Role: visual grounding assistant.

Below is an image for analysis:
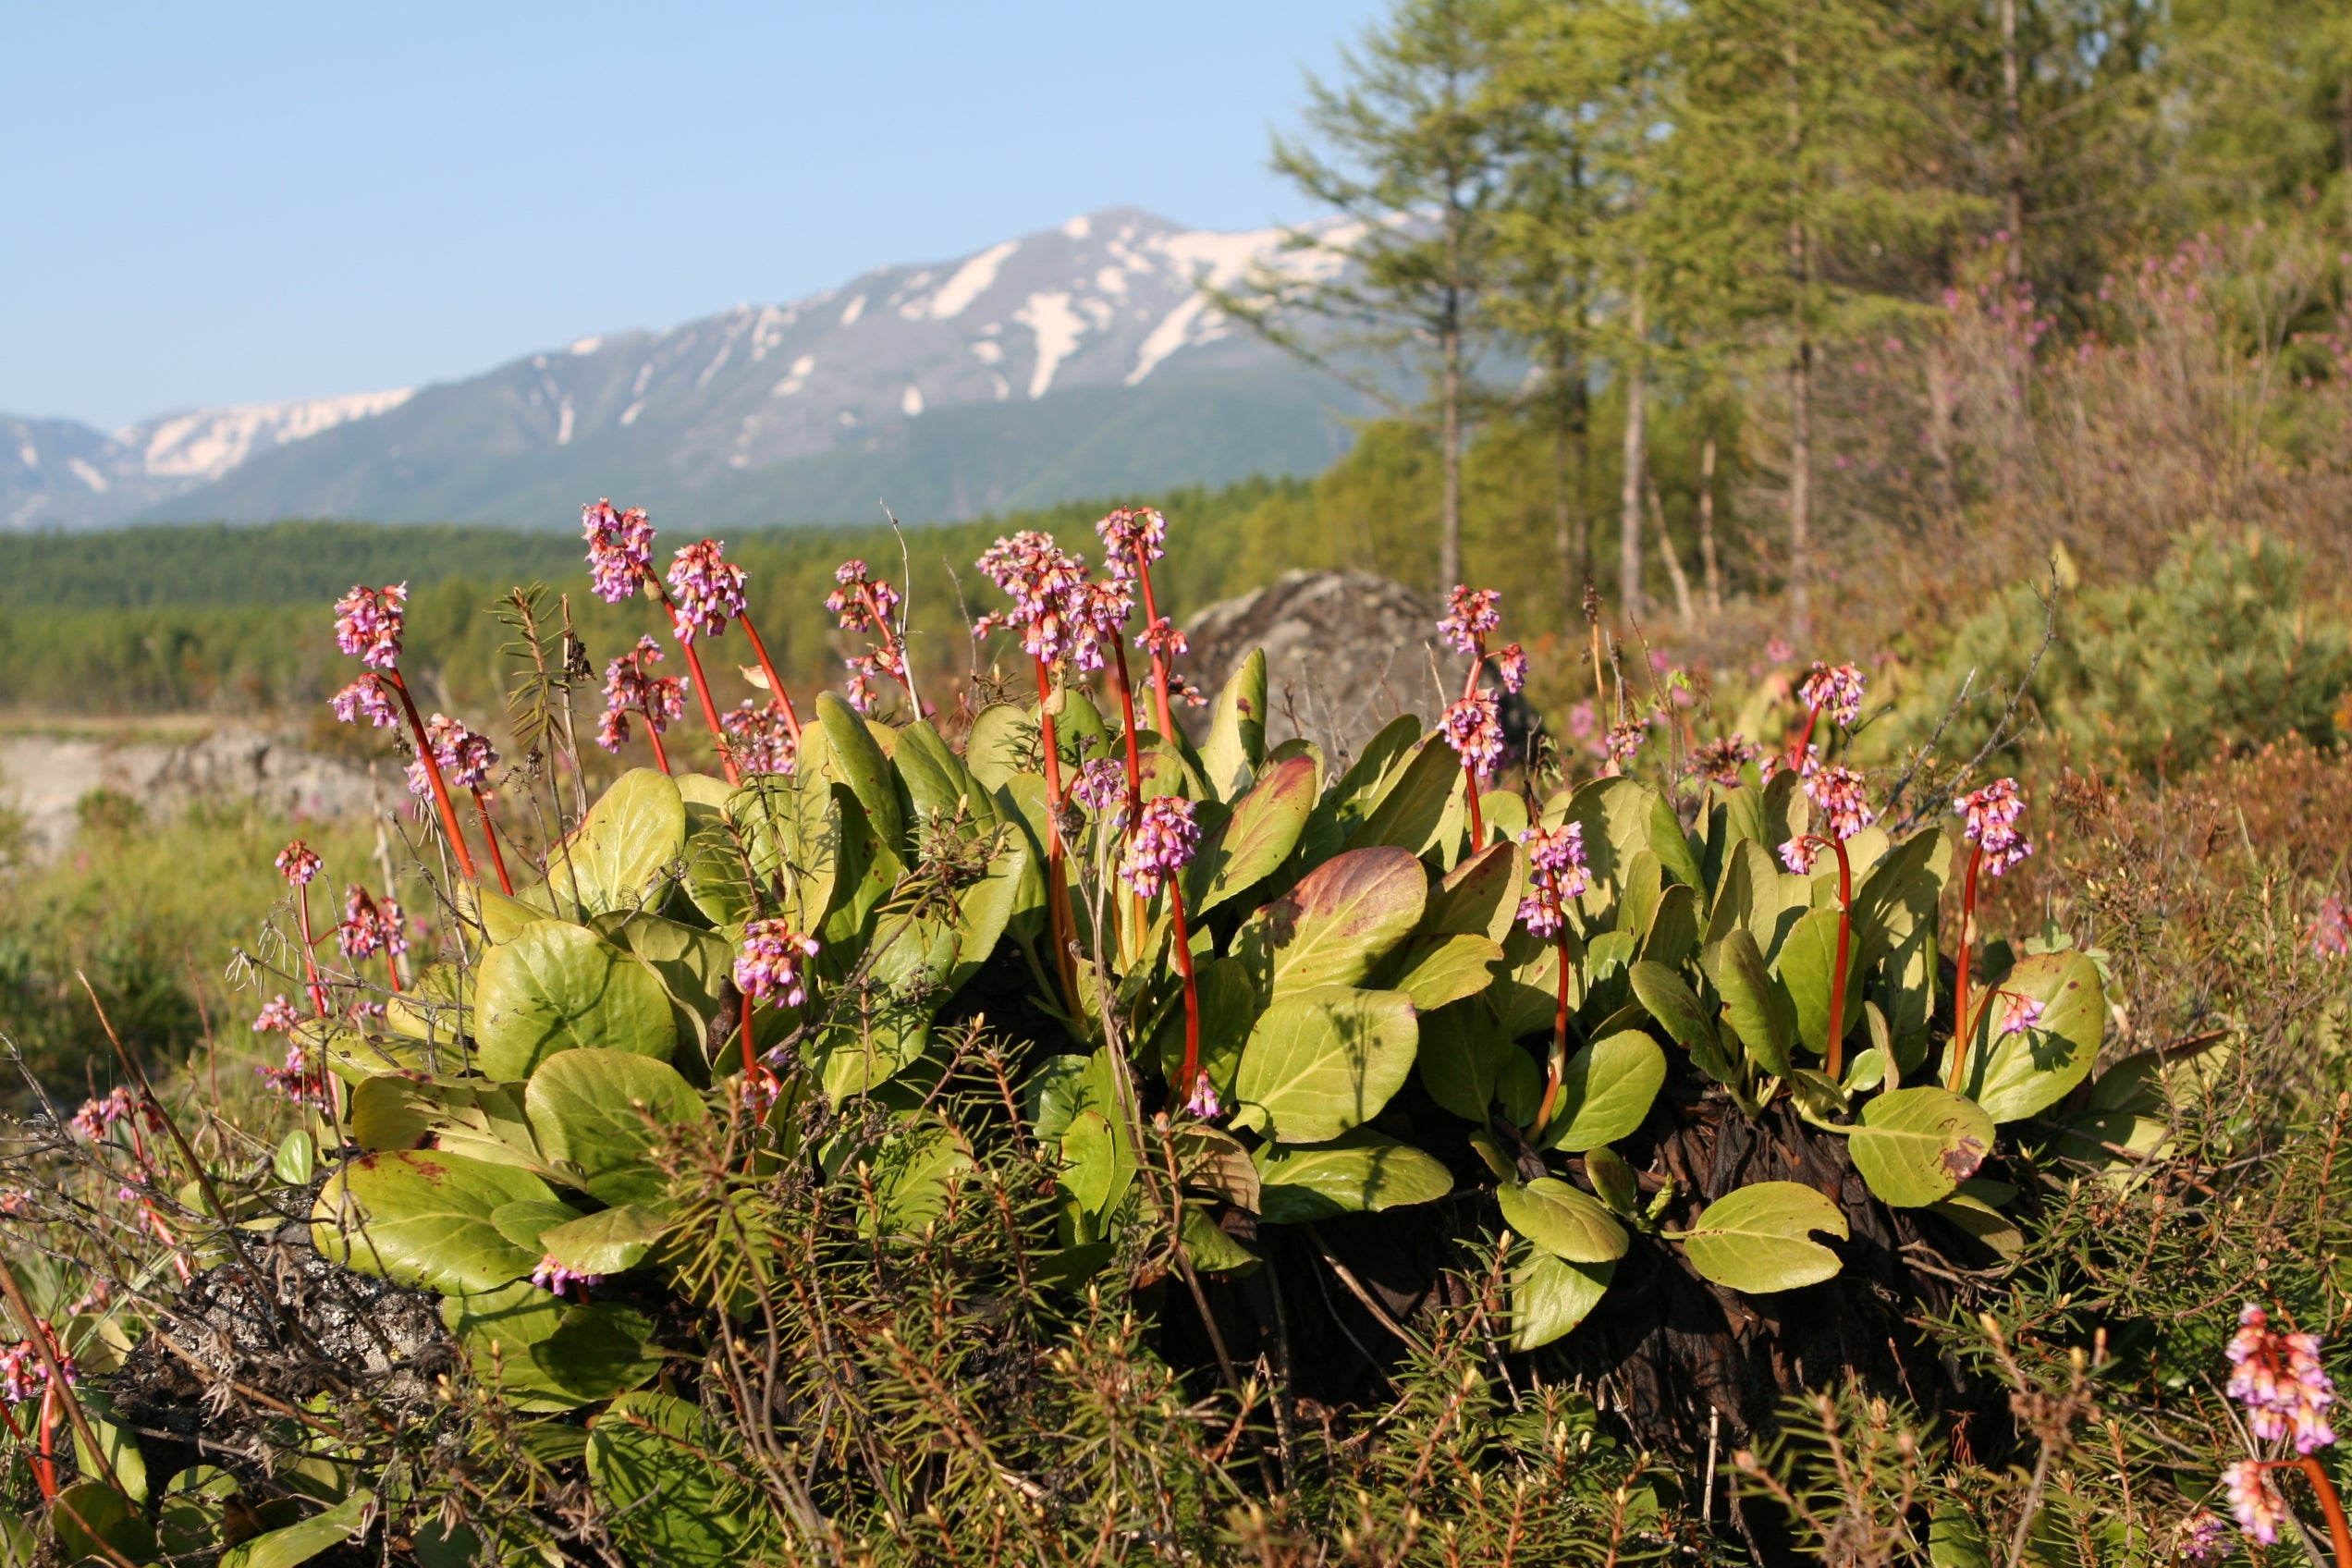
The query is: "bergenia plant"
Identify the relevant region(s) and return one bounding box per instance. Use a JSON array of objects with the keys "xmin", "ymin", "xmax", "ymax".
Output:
[
  {"xmin": 827, "ymin": 558, "xmax": 917, "ymax": 717},
  {"xmin": 413, "ymin": 715, "xmax": 511, "ymax": 894},
  {"xmin": 328, "ymin": 583, "xmax": 479, "ymax": 881},
  {"xmin": 1518, "ymin": 820, "xmax": 1590, "ymax": 1131},
  {"xmin": 598, "ymin": 634, "xmax": 687, "ymax": 773},
  {"xmin": 1436, "ymin": 584, "xmax": 1525, "ymax": 847},
  {"xmin": 2215, "ymin": 1304, "xmax": 2351, "ymax": 1561},
  {"xmin": 1789, "ymin": 659, "xmax": 1866, "ymax": 767},
  {"xmin": 1780, "ymin": 763, "xmax": 1876, "ymax": 1080},
  {"xmin": 1947, "ymin": 778, "xmax": 2034, "ymax": 1092}
]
